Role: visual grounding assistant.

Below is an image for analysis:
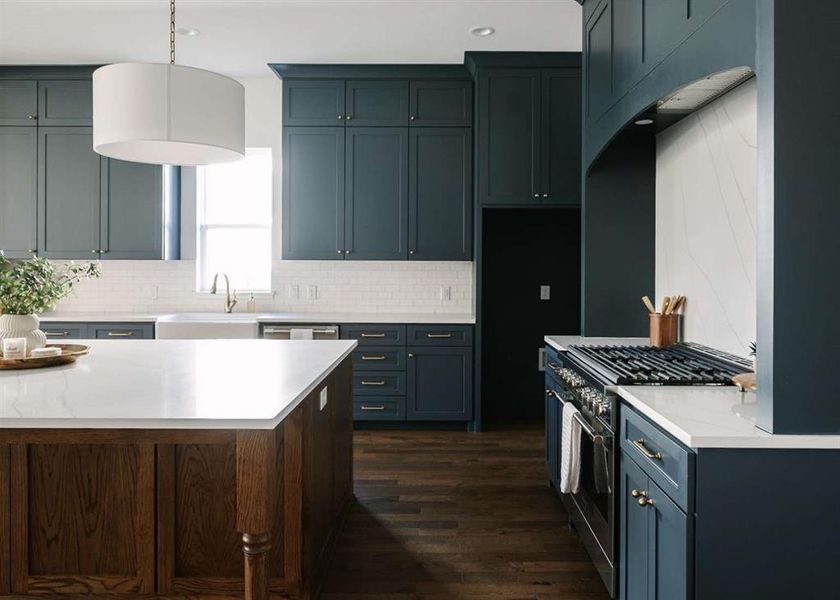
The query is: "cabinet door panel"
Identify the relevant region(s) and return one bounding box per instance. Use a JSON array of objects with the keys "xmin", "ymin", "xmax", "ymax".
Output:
[
  {"xmin": 620, "ymin": 453, "xmax": 649, "ymax": 600},
  {"xmin": 586, "ymin": 0, "xmax": 614, "ymax": 120},
  {"xmin": 101, "ymin": 160, "xmax": 164, "ymax": 259},
  {"xmin": 345, "ymin": 81, "xmax": 409, "ymax": 127},
  {"xmin": 542, "ymin": 71, "xmax": 582, "ymax": 205},
  {"xmin": 478, "ymin": 69, "xmax": 541, "ymax": 205},
  {"xmin": 37, "ymin": 127, "xmax": 103, "ymax": 259},
  {"xmin": 344, "ymin": 128, "xmax": 408, "ymax": 260},
  {"xmin": 90, "ymin": 323, "xmax": 155, "ymax": 340},
  {"xmin": 642, "ymin": 0, "xmax": 691, "ymax": 68},
  {"xmin": 409, "ymin": 80, "xmax": 472, "ymax": 127},
  {"xmin": 283, "ymin": 79, "xmax": 345, "ymax": 126},
  {"xmin": 612, "ymin": 0, "xmax": 645, "ymax": 97},
  {"xmin": 648, "ymin": 480, "xmax": 690, "ymax": 600},
  {"xmin": 37, "ymin": 80, "xmax": 92, "ymax": 126},
  {"xmin": 0, "ymin": 80, "xmax": 38, "ymax": 126},
  {"xmin": 406, "ymin": 347, "xmax": 473, "ymax": 421},
  {"xmin": 0, "ymin": 127, "xmax": 38, "ymax": 258},
  {"xmin": 408, "ymin": 128, "xmax": 471, "ymax": 260},
  {"xmin": 282, "ymin": 127, "xmax": 345, "ymax": 260}
]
